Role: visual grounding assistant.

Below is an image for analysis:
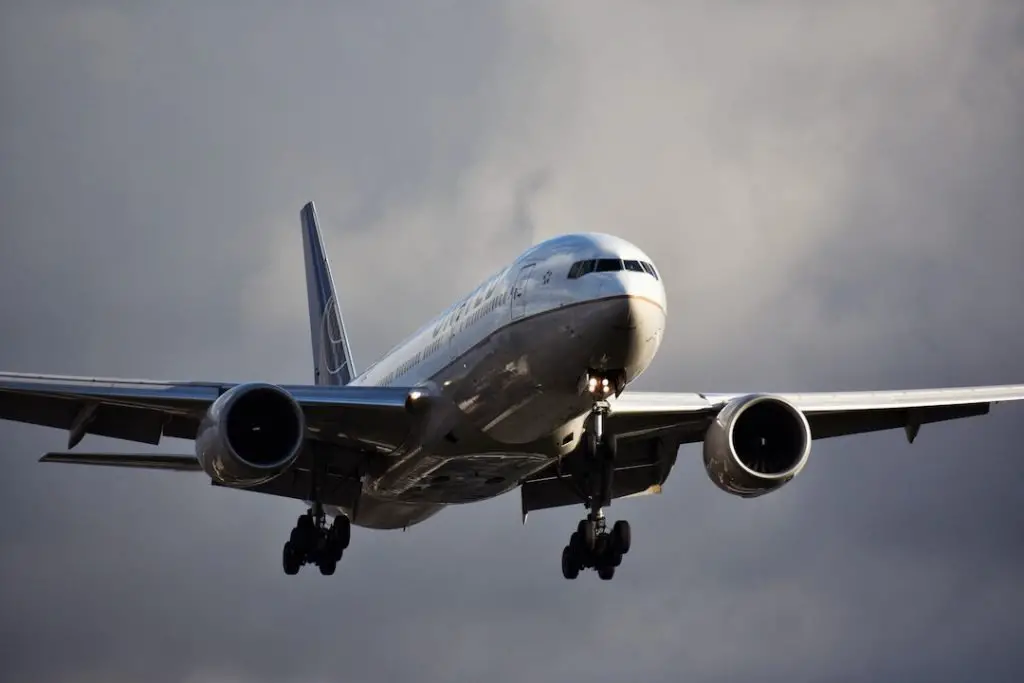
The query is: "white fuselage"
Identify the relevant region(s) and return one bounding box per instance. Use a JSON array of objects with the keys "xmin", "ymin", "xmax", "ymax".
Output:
[{"xmin": 338, "ymin": 233, "xmax": 668, "ymax": 529}]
